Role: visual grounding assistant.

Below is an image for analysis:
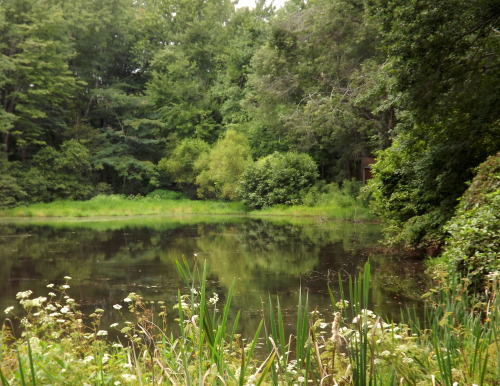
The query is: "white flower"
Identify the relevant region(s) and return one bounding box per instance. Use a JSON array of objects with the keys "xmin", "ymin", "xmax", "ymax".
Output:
[
  {"xmin": 16, "ymin": 290, "xmax": 33, "ymax": 299},
  {"xmin": 64, "ymin": 276, "xmax": 72, "ymax": 280},
  {"xmin": 121, "ymin": 374, "xmax": 137, "ymax": 383},
  {"xmin": 46, "ymin": 283, "xmax": 54, "ymax": 288},
  {"xmin": 66, "ymin": 298, "xmax": 75, "ymax": 304},
  {"xmin": 113, "ymin": 304, "xmax": 122, "ymax": 310},
  {"xmin": 124, "ymin": 297, "xmax": 132, "ymax": 303},
  {"xmin": 61, "ymin": 284, "xmax": 70, "ymax": 289},
  {"xmin": 112, "ymin": 343, "xmax": 123, "ymax": 348},
  {"xmin": 102, "ymin": 353, "xmax": 110, "ymax": 364},
  {"xmin": 96, "ymin": 330, "xmax": 108, "ymax": 336},
  {"xmin": 56, "ymin": 319, "xmax": 66, "ymax": 323},
  {"xmin": 83, "ymin": 355, "xmax": 94, "ymax": 364},
  {"xmin": 4, "ymin": 306, "xmax": 14, "ymax": 314},
  {"xmin": 48, "ymin": 292, "xmax": 56, "ymax": 297},
  {"xmin": 114, "ymin": 382, "xmax": 122, "ymax": 385},
  {"xmin": 298, "ymin": 376, "xmax": 305, "ymax": 383},
  {"xmin": 110, "ymin": 323, "xmax": 119, "ymax": 328},
  {"xmin": 60, "ymin": 307, "xmax": 70, "ymax": 314},
  {"xmin": 208, "ymin": 293, "xmax": 219, "ymax": 305},
  {"xmin": 122, "ymin": 363, "xmax": 133, "ymax": 370}
]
